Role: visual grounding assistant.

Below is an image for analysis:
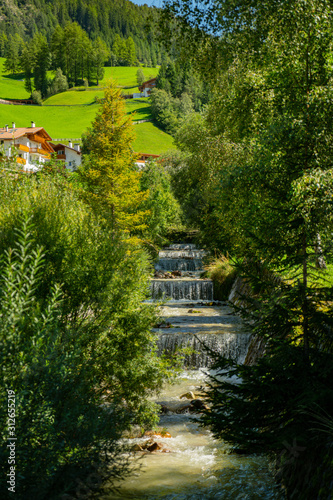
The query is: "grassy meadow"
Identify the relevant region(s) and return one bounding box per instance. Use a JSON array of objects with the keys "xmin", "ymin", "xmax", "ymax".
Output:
[
  {"xmin": 0, "ymin": 60, "xmax": 172, "ymax": 154},
  {"xmin": 102, "ymin": 66, "xmax": 158, "ymax": 88}
]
